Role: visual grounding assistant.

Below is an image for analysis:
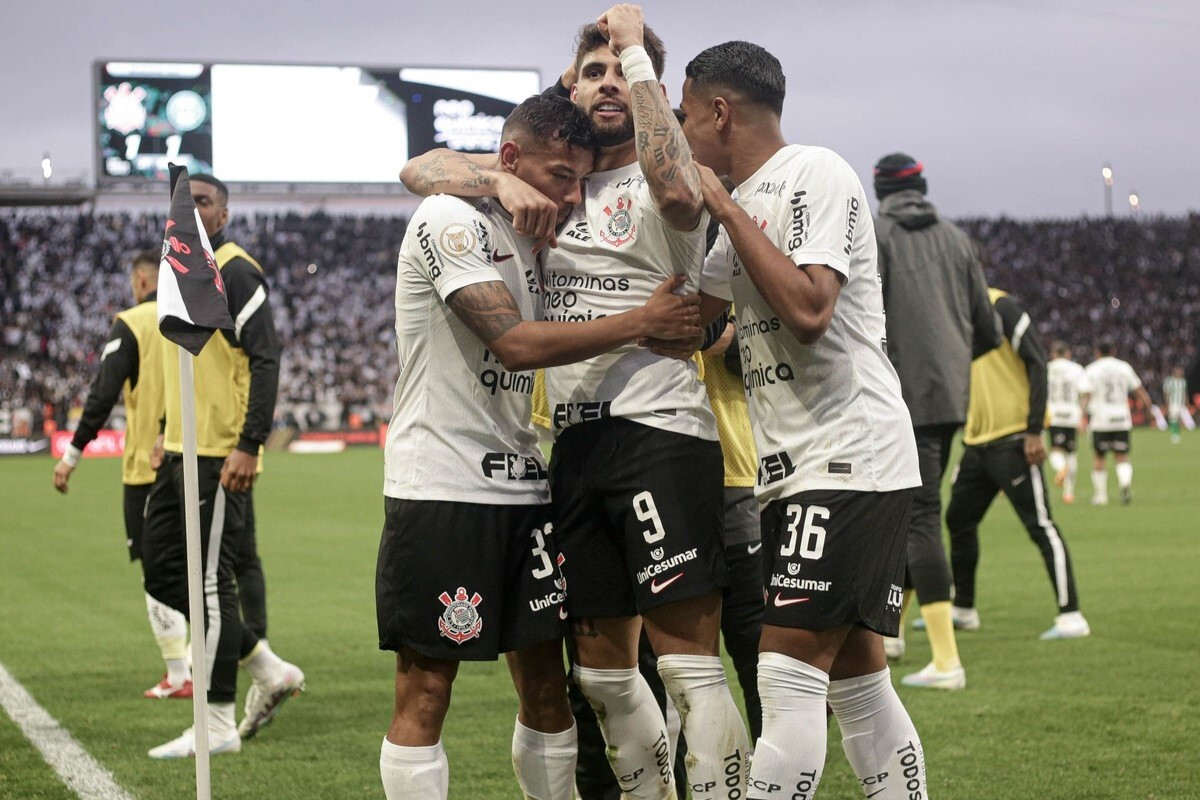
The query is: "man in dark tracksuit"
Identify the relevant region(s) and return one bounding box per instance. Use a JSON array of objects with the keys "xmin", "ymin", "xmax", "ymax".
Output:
[
  {"xmin": 142, "ymin": 174, "xmax": 303, "ymax": 759},
  {"xmin": 947, "ymin": 289, "xmax": 1090, "ymax": 641},
  {"xmin": 873, "ymin": 153, "xmax": 1001, "ymax": 689}
]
